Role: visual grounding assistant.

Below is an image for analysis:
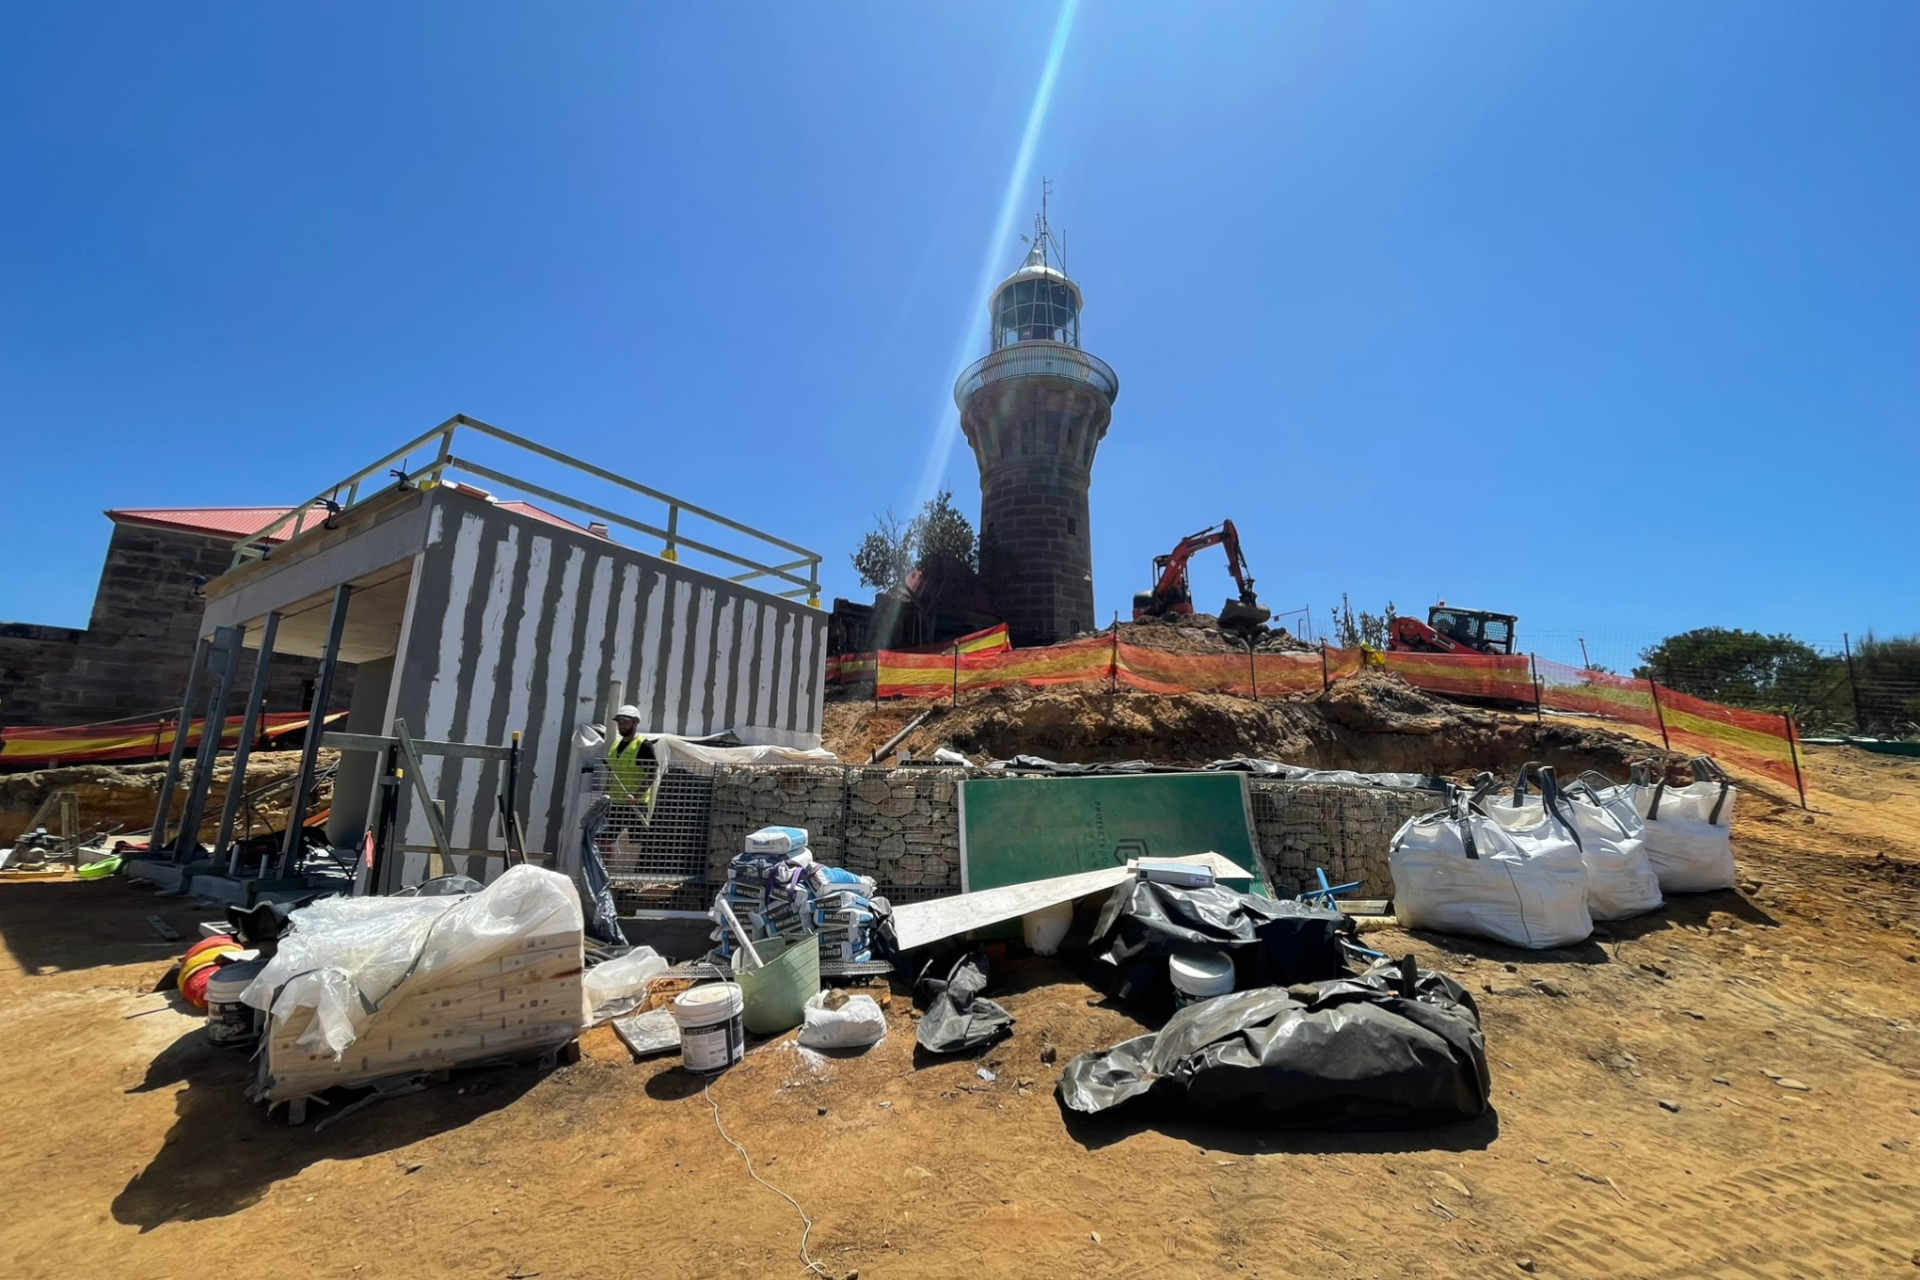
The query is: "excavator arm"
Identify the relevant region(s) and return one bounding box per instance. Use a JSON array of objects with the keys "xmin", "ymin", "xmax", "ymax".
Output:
[{"xmin": 1134, "ymin": 520, "xmax": 1270, "ymax": 635}]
